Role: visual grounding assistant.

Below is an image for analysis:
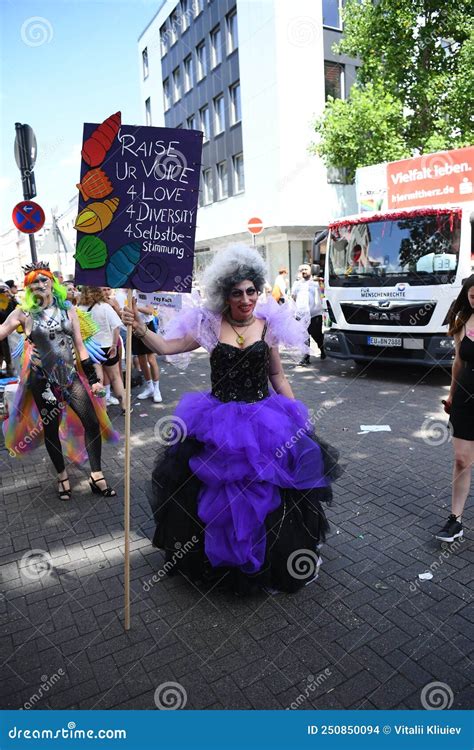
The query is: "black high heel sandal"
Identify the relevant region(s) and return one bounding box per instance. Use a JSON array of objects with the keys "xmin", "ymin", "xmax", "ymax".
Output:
[
  {"xmin": 89, "ymin": 474, "xmax": 117, "ymax": 497},
  {"xmin": 58, "ymin": 477, "xmax": 71, "ymax": 502}
]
